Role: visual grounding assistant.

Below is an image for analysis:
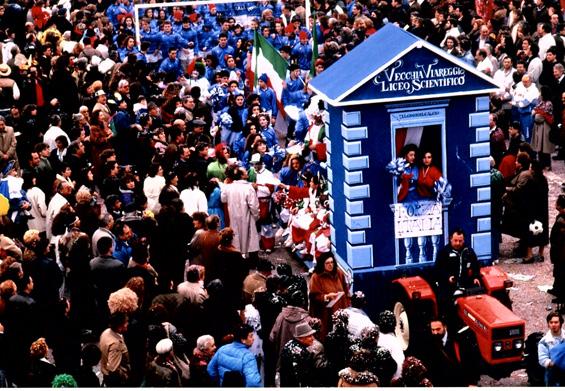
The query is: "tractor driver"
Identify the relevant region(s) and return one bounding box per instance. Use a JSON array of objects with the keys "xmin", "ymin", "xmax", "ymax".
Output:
[{"xmin": 434, "ymin": 228, "xmax": 481, "ymax": 314}]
